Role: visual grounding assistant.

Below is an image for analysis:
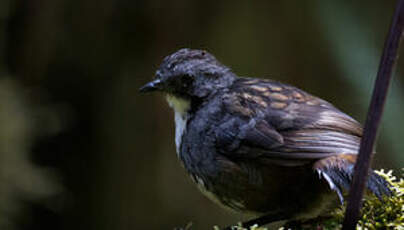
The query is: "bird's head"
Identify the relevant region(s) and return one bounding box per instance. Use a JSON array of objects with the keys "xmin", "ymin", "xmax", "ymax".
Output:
[{"xmin": 140, "ymin": 48, "xmax": 235, "ymax": 99}]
